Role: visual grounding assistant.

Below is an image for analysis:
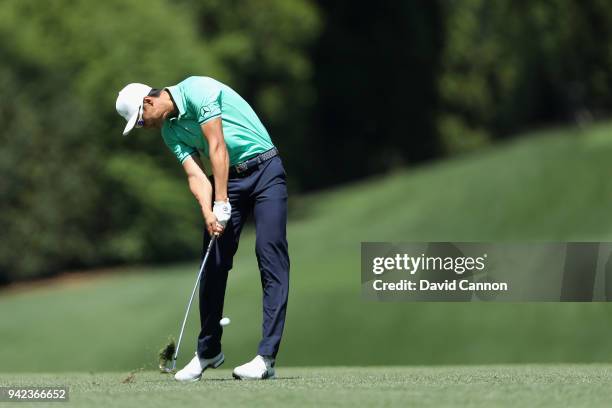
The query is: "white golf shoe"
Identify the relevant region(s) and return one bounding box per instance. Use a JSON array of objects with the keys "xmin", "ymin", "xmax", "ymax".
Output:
[
  {"xmin": 232, "ymin": 355, "xmax": 275, "ymax": 380},
  {"xmin": 174, "ymin": 351, "xmax": 224, "ymax": 382}
]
